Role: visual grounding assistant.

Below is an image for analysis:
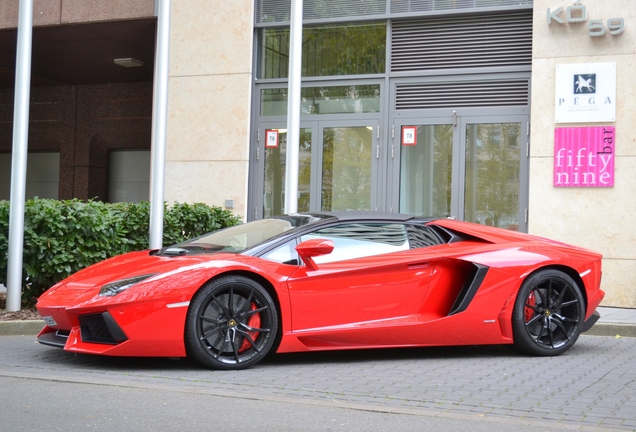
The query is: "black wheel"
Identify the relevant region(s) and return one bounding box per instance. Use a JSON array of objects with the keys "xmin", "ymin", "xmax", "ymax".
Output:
[
  {"xmin": 185, "ymin": 275, "xmax": 278, "ymax": 370},
  {"xmin": 512, "ymin": 269, "xmax": 585, "ymax": 356}
]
